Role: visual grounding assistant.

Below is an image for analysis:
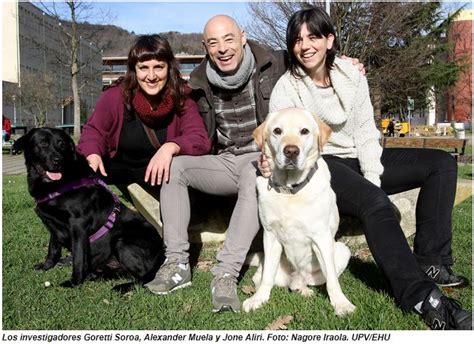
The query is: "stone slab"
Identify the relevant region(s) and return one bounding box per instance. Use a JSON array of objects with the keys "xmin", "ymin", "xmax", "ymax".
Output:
[
  {"xmin": 126, "ymin": 179, "xmax": 473, "ymax": 251},
  {"xmin": 188, "ymin": 179, "xmax": 473, "ymax": 251},
  {"xmin": 127, "ymin": 183, "xmax": 163, "ymax": 237}
]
